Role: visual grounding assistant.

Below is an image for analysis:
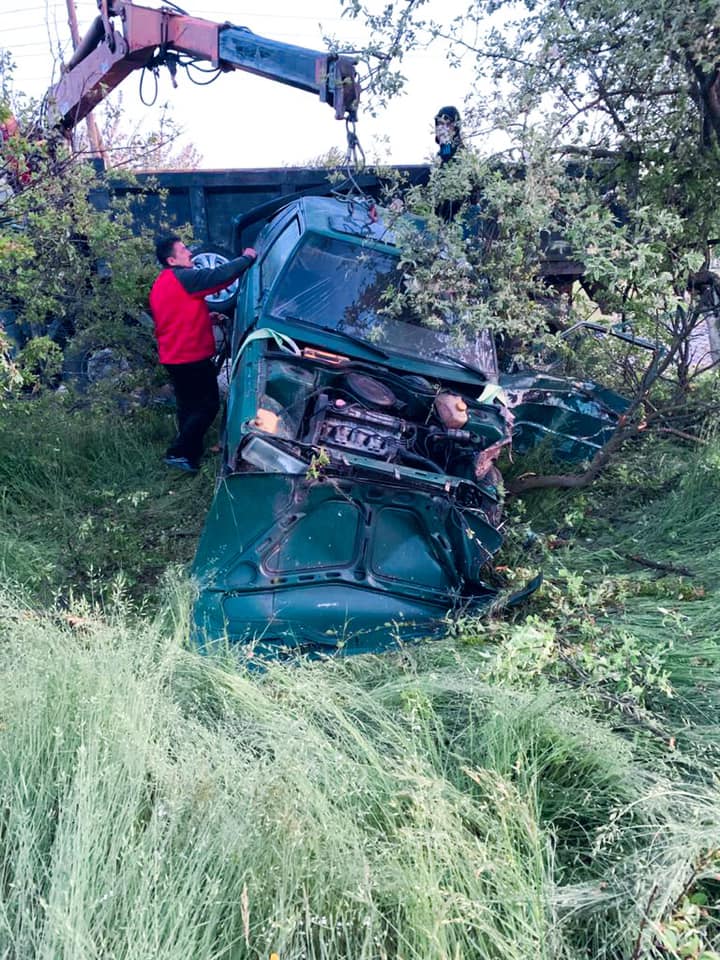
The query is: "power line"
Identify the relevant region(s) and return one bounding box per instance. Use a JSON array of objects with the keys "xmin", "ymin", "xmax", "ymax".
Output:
[
  {"xmin": 0, "ymin": 4, "xmax": 69, "ymax": 13},
  {"xmin": 2, "ymin": 43, "xmax": 71, "ymax": 52},
  {"xmin": 0, "ymin": 5, "xmax": 349, "ymax": 20},
  {"xmin": 0, "ymin": 22, "xmax": 58, "ymax": 33},
  {"xmin": 2, "ymin": 24, "xmax": 362, "ymax": 53}
]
